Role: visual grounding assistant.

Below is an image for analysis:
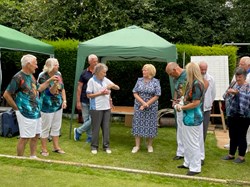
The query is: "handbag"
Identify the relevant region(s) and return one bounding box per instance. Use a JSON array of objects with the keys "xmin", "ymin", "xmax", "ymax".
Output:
[{"xmin": 222, "ymin": 81, "xmax": 237, "ymax": 113}]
